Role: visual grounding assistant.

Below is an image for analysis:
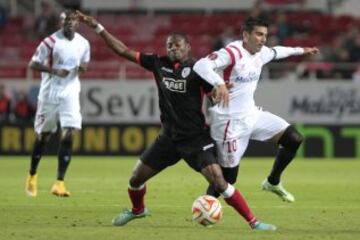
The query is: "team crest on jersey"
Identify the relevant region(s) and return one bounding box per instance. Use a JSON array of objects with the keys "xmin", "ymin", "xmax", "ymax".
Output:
[
  {"xmin": 162, "ymin": 77, "xmax": 186, "ymax": 93},
  {"xmin": 181, "ymin": 67, "xmax": 191, "ymax": 78},
  {"xmin": 207, "ymin": 53, "xmax": 218, "ymax": 60}
]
